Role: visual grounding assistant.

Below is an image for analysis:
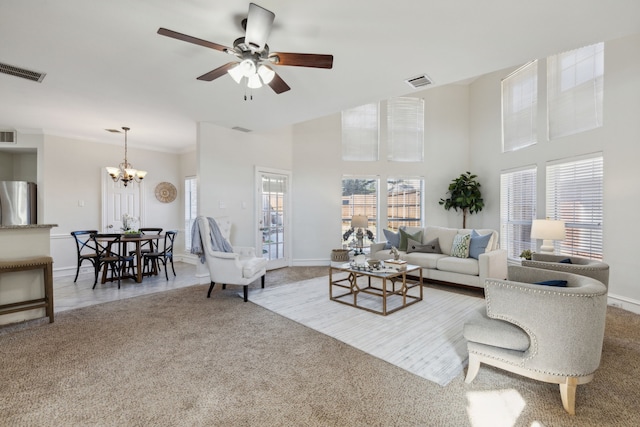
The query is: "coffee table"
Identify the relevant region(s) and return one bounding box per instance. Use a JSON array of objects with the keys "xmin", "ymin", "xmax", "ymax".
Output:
[{"xmin": 329, "ymin": 263, "xmax": 423, "ymax": 315}]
